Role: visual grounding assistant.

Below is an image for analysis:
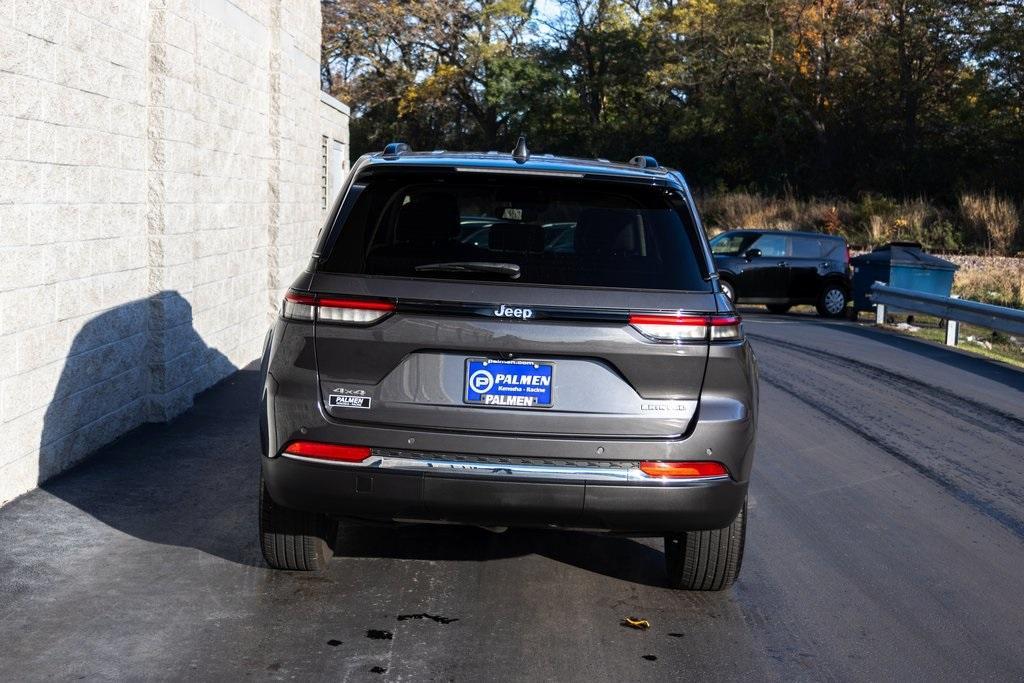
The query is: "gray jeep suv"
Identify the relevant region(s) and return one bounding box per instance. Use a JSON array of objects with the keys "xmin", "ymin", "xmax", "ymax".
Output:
[{"xmin": 258, "ymin": 141, "xmax": 758, "ymax": 590}]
